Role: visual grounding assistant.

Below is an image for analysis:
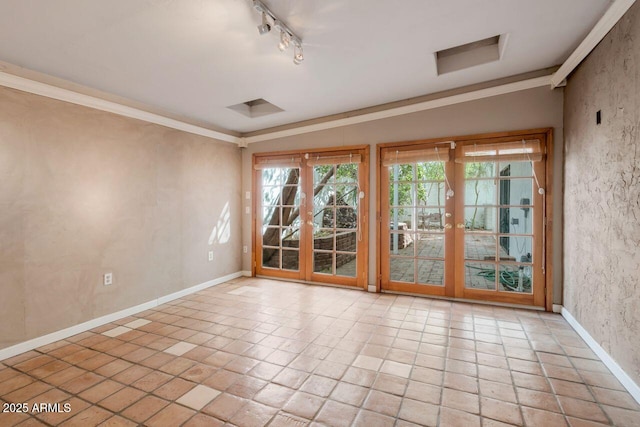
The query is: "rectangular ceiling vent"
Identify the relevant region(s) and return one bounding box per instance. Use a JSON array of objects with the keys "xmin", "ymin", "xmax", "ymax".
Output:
[
  {"xmin": 227, "ymin": 98, "xmax": 283, "ymax": 118},
  {"xmin": 436, "ymin": 35, "xmax": 504, "ymax": 75}
]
